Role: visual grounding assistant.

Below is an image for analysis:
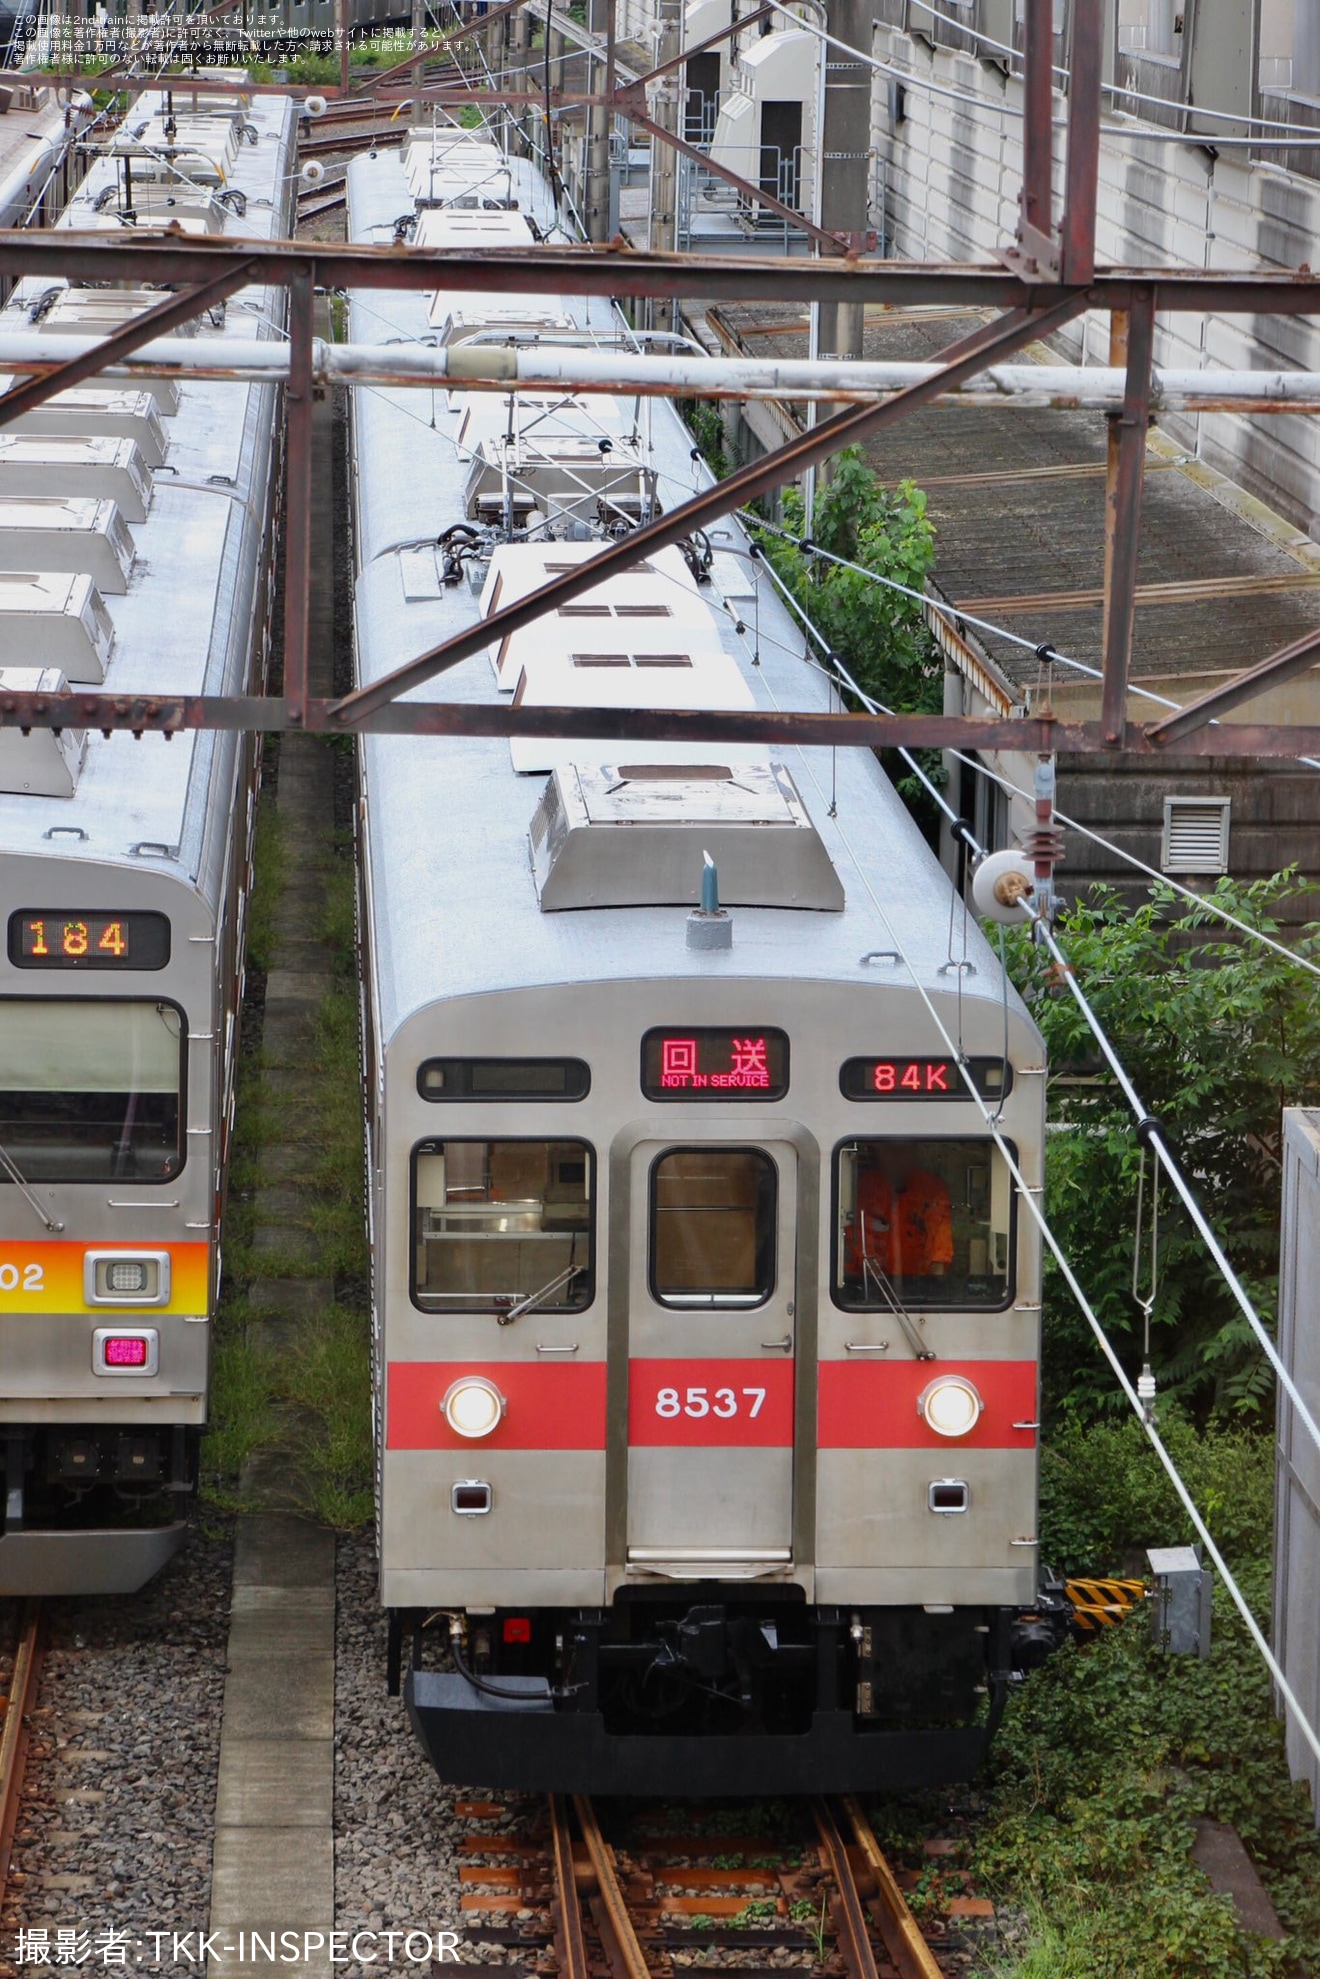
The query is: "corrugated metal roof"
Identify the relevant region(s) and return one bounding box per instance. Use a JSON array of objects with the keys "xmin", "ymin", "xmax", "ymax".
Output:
[{"xmin": 712, "ymin": 302, "xmax": 1320, "ymax": 688}]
